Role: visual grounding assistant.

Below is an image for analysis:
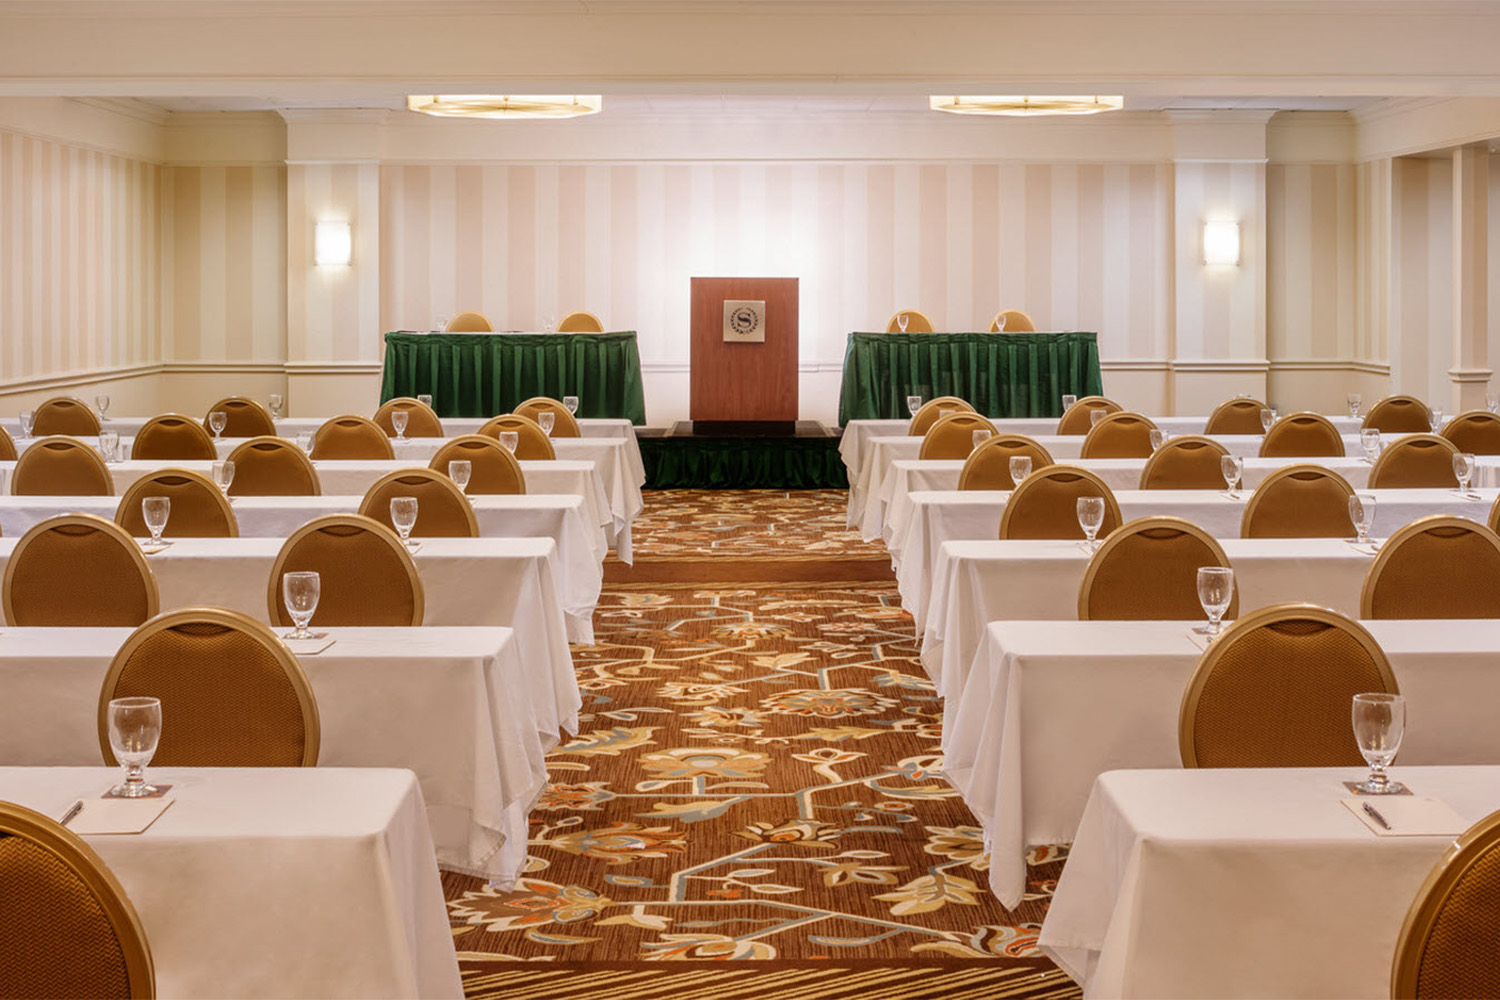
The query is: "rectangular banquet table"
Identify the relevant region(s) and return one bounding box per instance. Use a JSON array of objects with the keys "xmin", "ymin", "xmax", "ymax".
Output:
[
  {"xmin": 890, "ymin": 487, "xmax": 1498, "ymax": 618},
  {"xmin": 380, "ymin": 330, "xmax": 647, "ymax": 424},
  {"xmin": 0, "ymin": 627, "xmax": 565, "ymax": 883},
  {"xmin": 836, "ymin": 331, "xmax": 1103, "ymax": 424},
  {"xmin": 0, "ymin": 766, "xmax": 462, "ymax": 999},
  {"xmin": 1039, "ymin": 766, "xmax": 1500, "ymax": 998},
  {"xmin": 920, "ymin": 536, "xmax": 1383, "ymax": 691},
  {"xmin": 944, "ymin": 618, "xmax": 1500, "ymax": 909}
]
